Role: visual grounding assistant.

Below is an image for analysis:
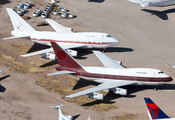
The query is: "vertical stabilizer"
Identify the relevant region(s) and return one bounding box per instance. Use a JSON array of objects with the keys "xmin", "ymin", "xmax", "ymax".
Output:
[
  {"xmin": 51, "ymin": 42, "xmax": 83, "ymax": 71},
  {"xmin": 144, "ymin": 97, "xmax": 170, "ymax": 119},
  {"xmin": 6, "ymin": 8, "xmax": 36, "ymax": 35}
]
